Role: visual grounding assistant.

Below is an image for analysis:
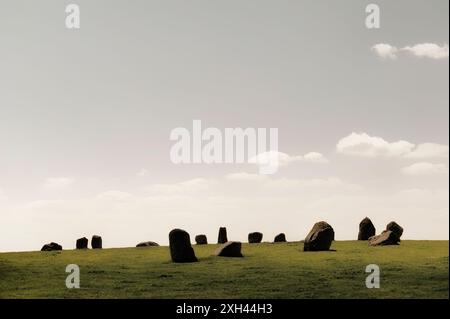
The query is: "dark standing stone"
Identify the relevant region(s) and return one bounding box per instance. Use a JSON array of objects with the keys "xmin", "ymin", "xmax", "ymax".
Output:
[
  {"xmin": 195, "ymin": 235, "xmax": 208, "ymax": 245},
  {"xmin": 91, "ymin": 235, "xmax": 102, "ymax": 249},
  {"xmin": 215, "ymin": 241, "xmax": 243, "ymax": 257},
  {"xmin": 274, "ymin": 233, "xmax": 287, "ymax": 242},
  {"xmin": 218, "ymin": 227, "xmax": 228, "ymax": 244},
  {"xmin": 169, "ymin": 229, "xmax": 198, "ymax": 263},
  {"xmin": 358, "ymin": 217, "xmax": 376, "ymax": 240},
  {"xmin": 248, "ymin": 232, "xmax": 263, "ymax": 243},
  {"xmin": 386, "ymin": 221, "xmax": 403, "ymax": 239},
  {"xmin": 136, "ymin": 241, "xmax": 159, "ymax": 247},
  {"xmin": 369, "ymin": 230, "xmax": 400, "ymax": 246},
  {"xmin": 76, "ymin": 237, "xmax": 88, "ymax": 249},
  {"xmin": 41, "ymin": 242, "xmax": 62, "ymax": 251},
  {"xmin": 303, "ymin": 221, "xmax": 335, "ymax": 251}
]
